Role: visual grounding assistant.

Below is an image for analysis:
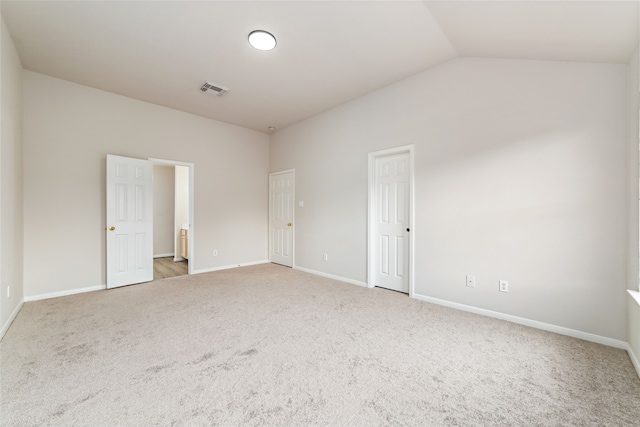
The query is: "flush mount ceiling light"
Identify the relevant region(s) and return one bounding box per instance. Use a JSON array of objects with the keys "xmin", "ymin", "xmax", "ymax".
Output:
[{"xmin": 248, "ymin": 30, "xmax": 277, "ymax": 51}]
